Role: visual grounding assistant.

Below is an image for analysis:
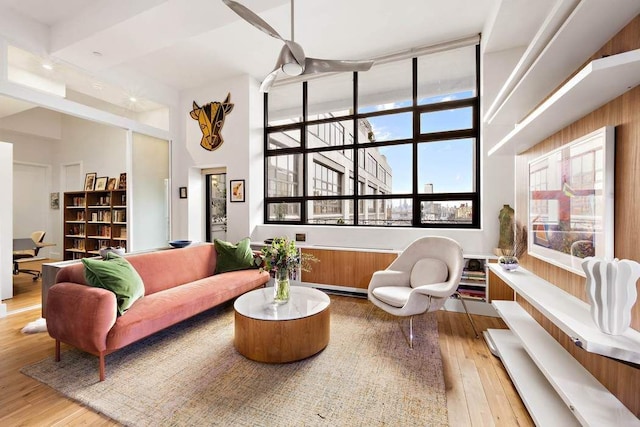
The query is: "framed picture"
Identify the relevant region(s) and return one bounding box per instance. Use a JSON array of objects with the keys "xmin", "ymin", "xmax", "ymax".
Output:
[
  {"xmin": 84, "ymin": 172, "xmax": 97, "ymax": 191},
  {"xmin": 528, "ymin": 126, "xmax": 614, "ymax": 276},
  {"xmin": 118, "ymin": 173, "xmax": 127, "ymax": 189},
  {"xmin": 106, "ymin": 178, "xmax": 117, "ymax": 190},
  {"xmin": 179, "ymin": 187, "xmax": 188, "ymax": 199},
  {"xmin": 230, "ymin": 179, "xmax": 245, "ymax": 203},
  {"xmin": 95, "ymin": 176, "xmax": 108, "ymax": 191},
  {"xmin": 50, "ymin": 192, "xmax": 60, "ymax": 209}
]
